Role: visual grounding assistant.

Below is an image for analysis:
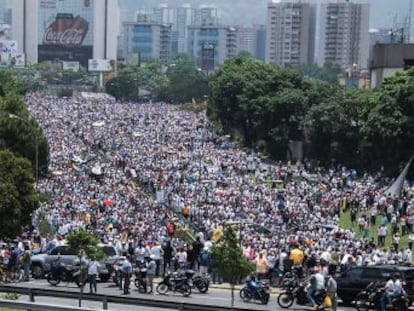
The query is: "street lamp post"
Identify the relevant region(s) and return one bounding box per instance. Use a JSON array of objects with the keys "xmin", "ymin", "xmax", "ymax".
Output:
[{"xmin": 9, "ymin": 113, "xmax": 39, "ymax": 184}]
